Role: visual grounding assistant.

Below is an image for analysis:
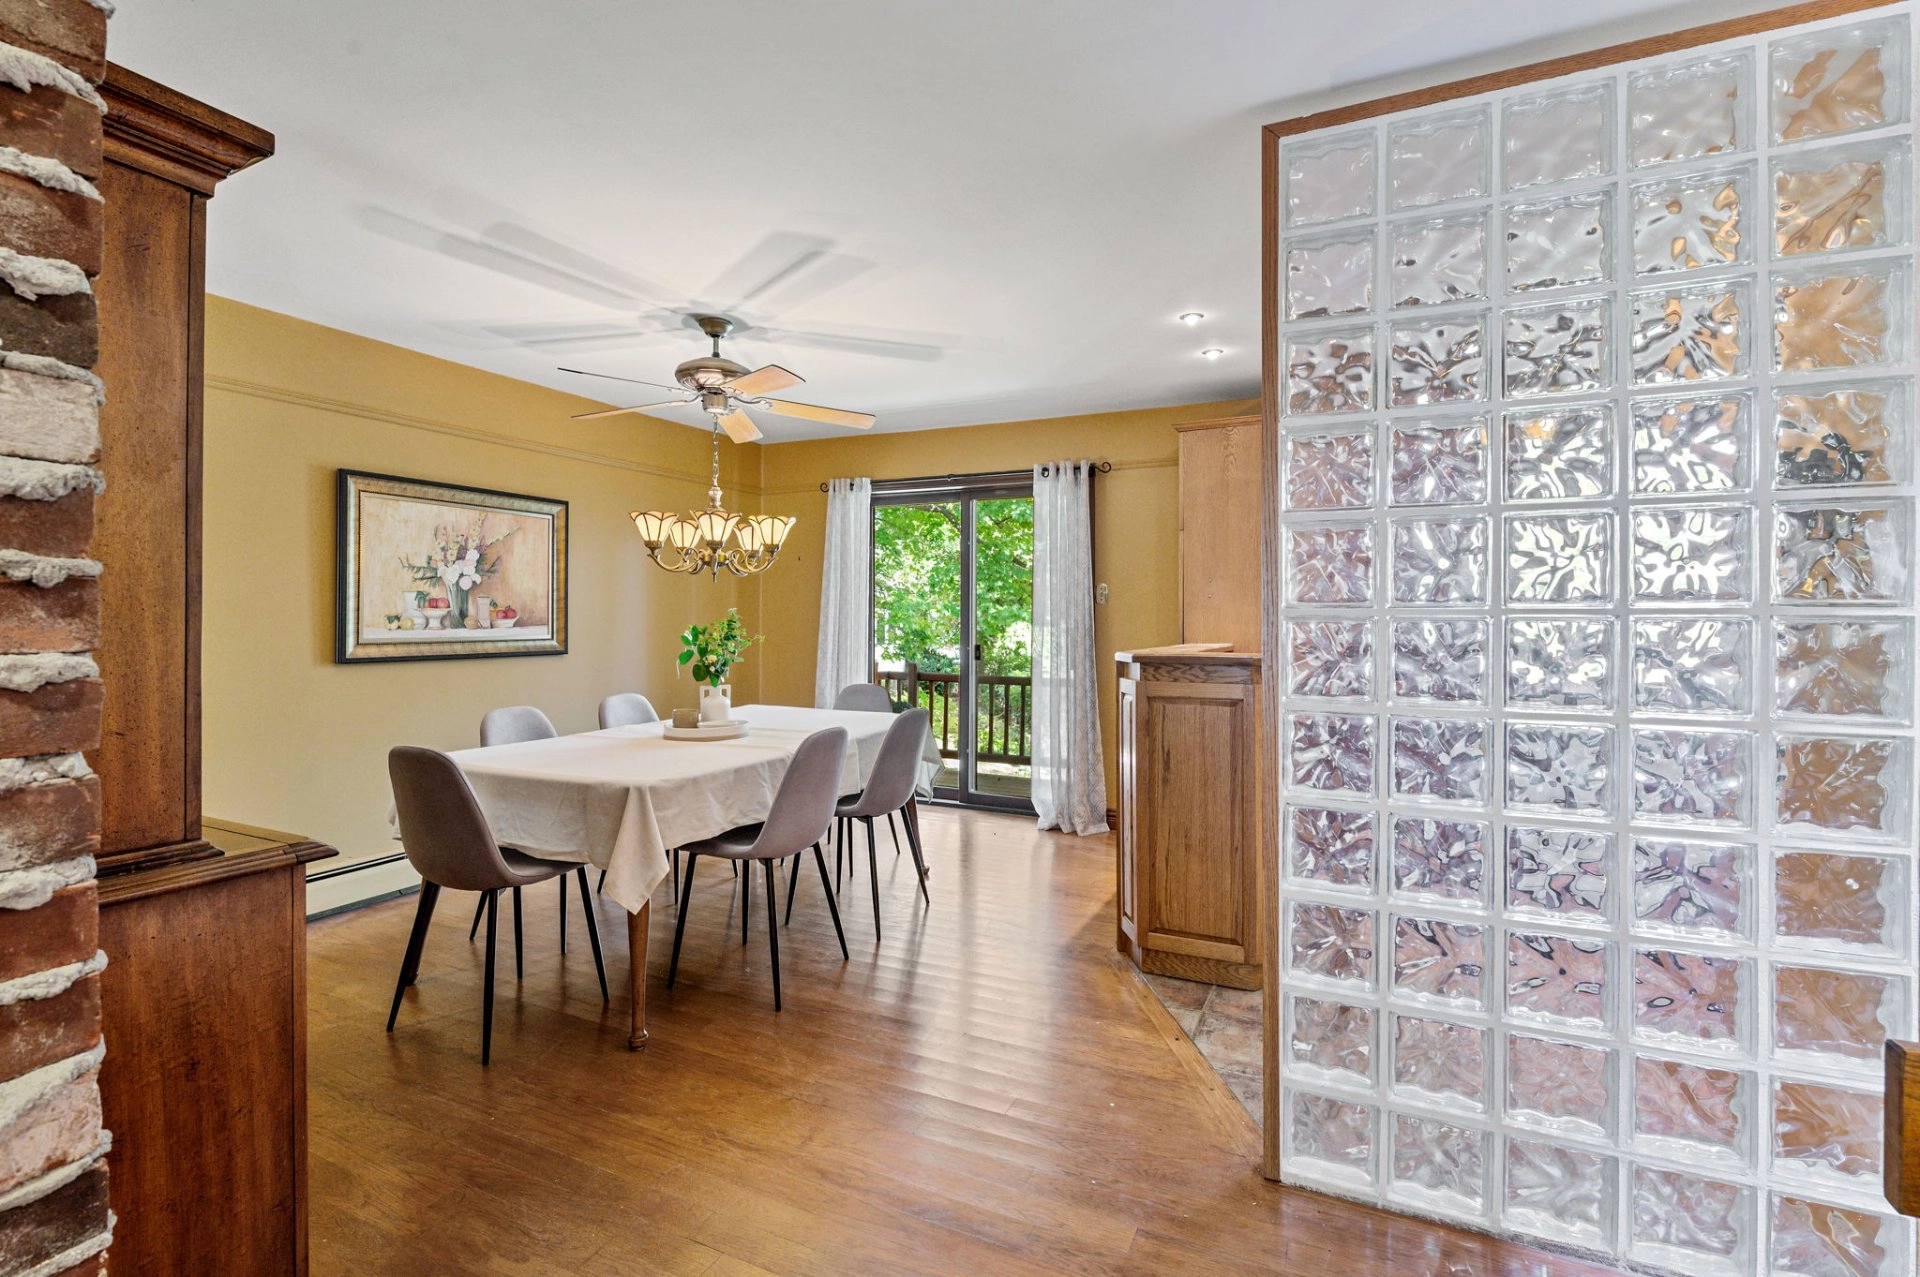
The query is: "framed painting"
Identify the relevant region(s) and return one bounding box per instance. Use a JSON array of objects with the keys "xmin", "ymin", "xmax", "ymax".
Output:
[{"xmin": 335, "ymin": 470, "xmax": 568, "ymax": 663}]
